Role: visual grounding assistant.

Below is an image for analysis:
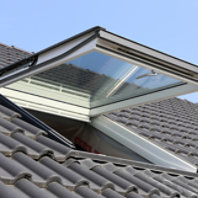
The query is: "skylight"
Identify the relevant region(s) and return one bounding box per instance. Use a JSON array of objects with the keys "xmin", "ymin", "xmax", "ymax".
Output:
[
  {"xmin": 30, "ymin": 51, "xmax": 182, "ymax": 109},
  {"xmin": 1, "ymin": 26, "xmax": 198, "ymax": 121}
]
